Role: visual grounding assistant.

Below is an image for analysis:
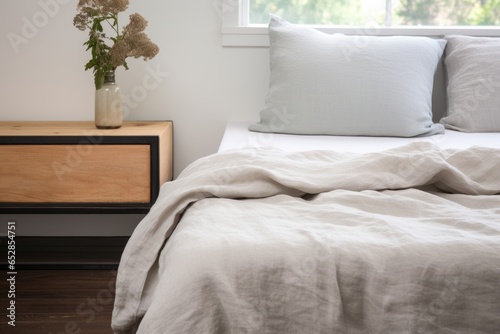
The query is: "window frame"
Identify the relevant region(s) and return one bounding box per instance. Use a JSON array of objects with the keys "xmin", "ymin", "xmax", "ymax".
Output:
[{"xmin": 221, "ymin": 0, "xmax": 500, "ymax": 47}]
